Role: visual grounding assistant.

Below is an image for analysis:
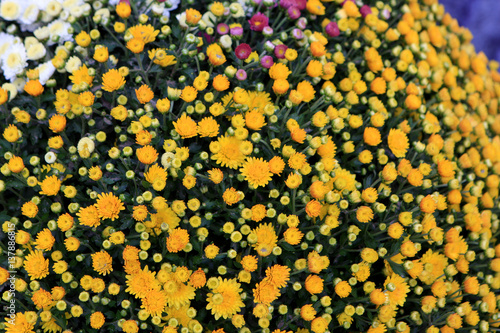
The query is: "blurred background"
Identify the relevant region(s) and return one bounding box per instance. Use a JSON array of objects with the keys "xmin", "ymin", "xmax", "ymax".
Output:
[{"xmin": 439, "ymin": 0, "xmax": 500, "ymax": 62}]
